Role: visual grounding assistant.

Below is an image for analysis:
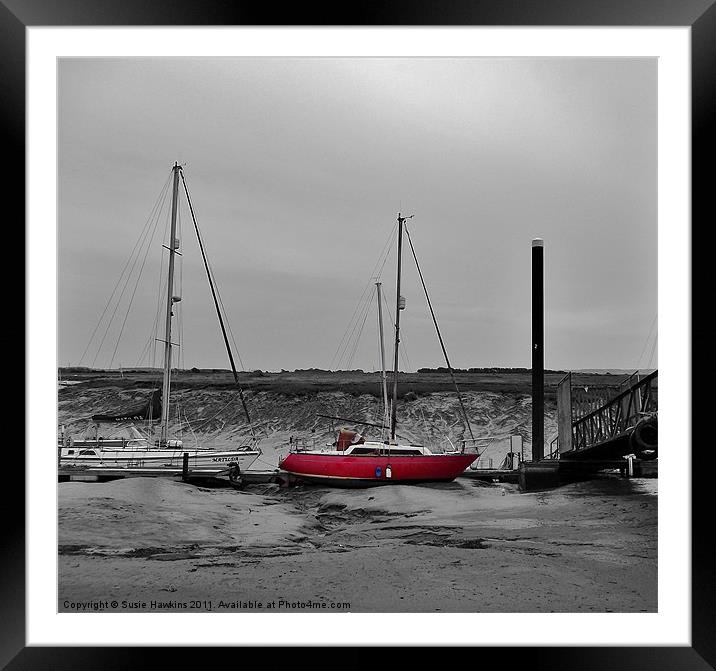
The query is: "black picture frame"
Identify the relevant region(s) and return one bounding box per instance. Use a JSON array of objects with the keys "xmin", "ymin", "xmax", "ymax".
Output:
[{"xmin": 10, "ymin": 0, "xmax": 711, "ymax": 667}]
